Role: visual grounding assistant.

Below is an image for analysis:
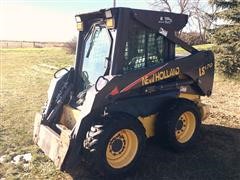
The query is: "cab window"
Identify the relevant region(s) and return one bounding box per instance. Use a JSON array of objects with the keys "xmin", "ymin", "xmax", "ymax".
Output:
[{"xmin": 123, "ymin": 22, "xmax": 166, "ymax": 72}]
